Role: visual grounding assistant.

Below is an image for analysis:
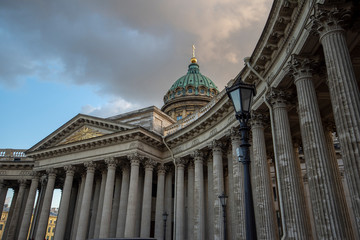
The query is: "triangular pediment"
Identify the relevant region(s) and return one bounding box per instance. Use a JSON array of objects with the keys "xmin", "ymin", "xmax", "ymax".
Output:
[{"xmin": 27, "ymin": 114, "xmax": 135, "ymax": 152}]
